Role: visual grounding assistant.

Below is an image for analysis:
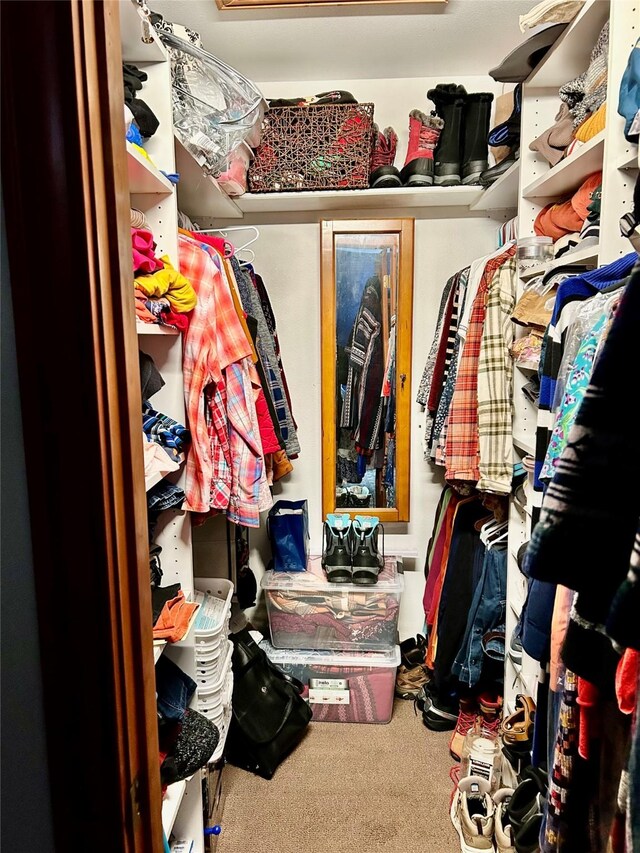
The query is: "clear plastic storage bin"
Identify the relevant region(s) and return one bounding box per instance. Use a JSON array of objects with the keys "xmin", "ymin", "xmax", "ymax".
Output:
[
  {"xmin": 261, "ymin": 641, "xmax": 401, "ymax": 724},
  {"xmin": 261, "ymin": 555, "xmax": 403, "ymax": 652}
]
